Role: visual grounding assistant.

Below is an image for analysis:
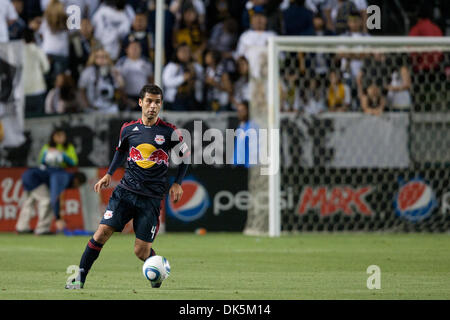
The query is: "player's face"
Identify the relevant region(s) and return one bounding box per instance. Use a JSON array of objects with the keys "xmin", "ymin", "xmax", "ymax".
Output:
[{"xmin": 139, "ymin": 93, "xmax": 162, "ymax": 121}]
